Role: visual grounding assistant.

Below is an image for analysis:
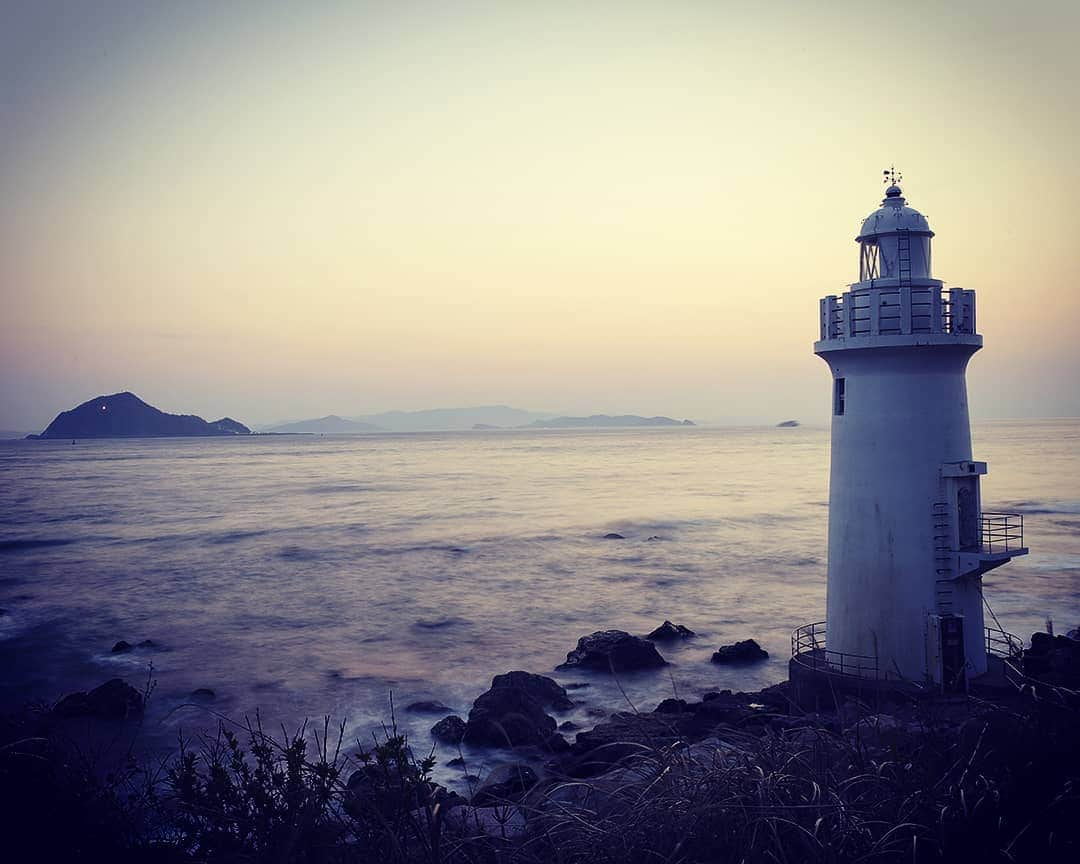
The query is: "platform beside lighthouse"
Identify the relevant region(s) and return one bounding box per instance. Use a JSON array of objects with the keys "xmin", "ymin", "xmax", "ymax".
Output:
[{"xmin": 789, "ymin": 621, "xmax": 1027, "ymax": 701}]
